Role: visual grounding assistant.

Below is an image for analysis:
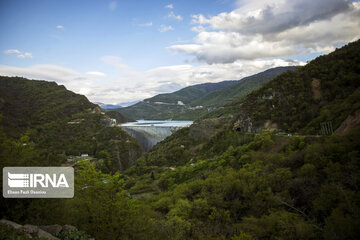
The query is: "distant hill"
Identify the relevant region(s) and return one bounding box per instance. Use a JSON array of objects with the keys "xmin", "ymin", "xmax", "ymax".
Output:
[
  {"xmin": 118, "ymin": 100, "xmax": 140, "ymax": 107},
  {"xmin": 192, "ymin": 66, "xmax": 297, "ymax": 107},
  {"xmin": 147, "ymin": 80, "xmax": 238, "ymax": 105},
  {"xmin": 0, "ymin": 76, "xmax": 142, "ymax": 171},
  {"xmin": 95, "ymin": 102, "xmax": 123, "ymax": 109},
  {"xmin": 115, "ymin": 80, "xmax": 238, "ymax": 120},
  {"xmin": 116, "ymin": 66, "xmax": 296, "ymax": 120}
]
